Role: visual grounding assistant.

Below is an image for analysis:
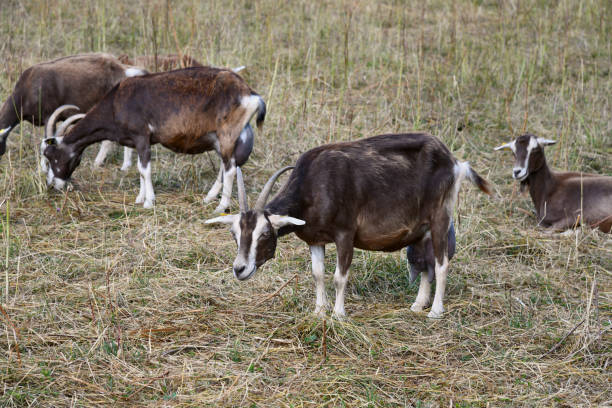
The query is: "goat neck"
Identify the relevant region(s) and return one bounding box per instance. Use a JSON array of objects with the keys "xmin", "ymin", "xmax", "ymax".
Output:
[{"xmin": 524, "ymin": 157, "xmax": 556, "ymax": 219}]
